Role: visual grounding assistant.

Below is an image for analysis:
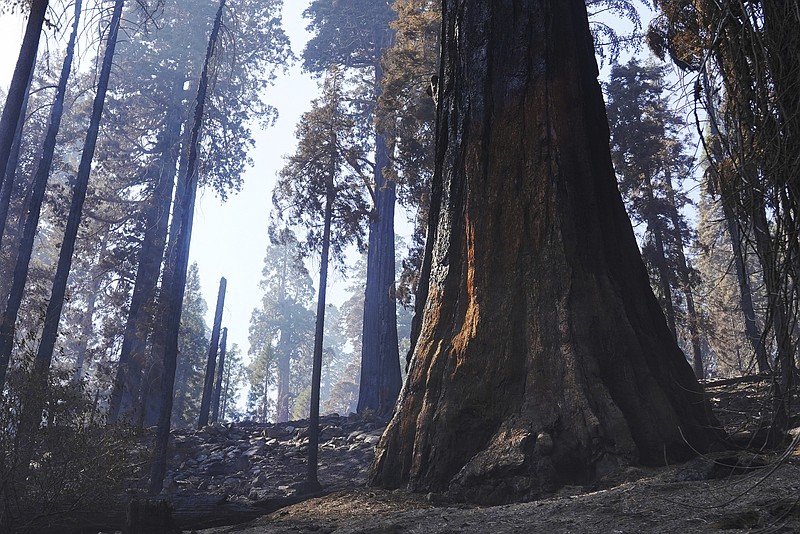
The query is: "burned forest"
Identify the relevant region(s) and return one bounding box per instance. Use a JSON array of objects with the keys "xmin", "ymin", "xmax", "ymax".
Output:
[{"xmin": 0, "ymin": 0, "xmax": 798, "ymax": 532}]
